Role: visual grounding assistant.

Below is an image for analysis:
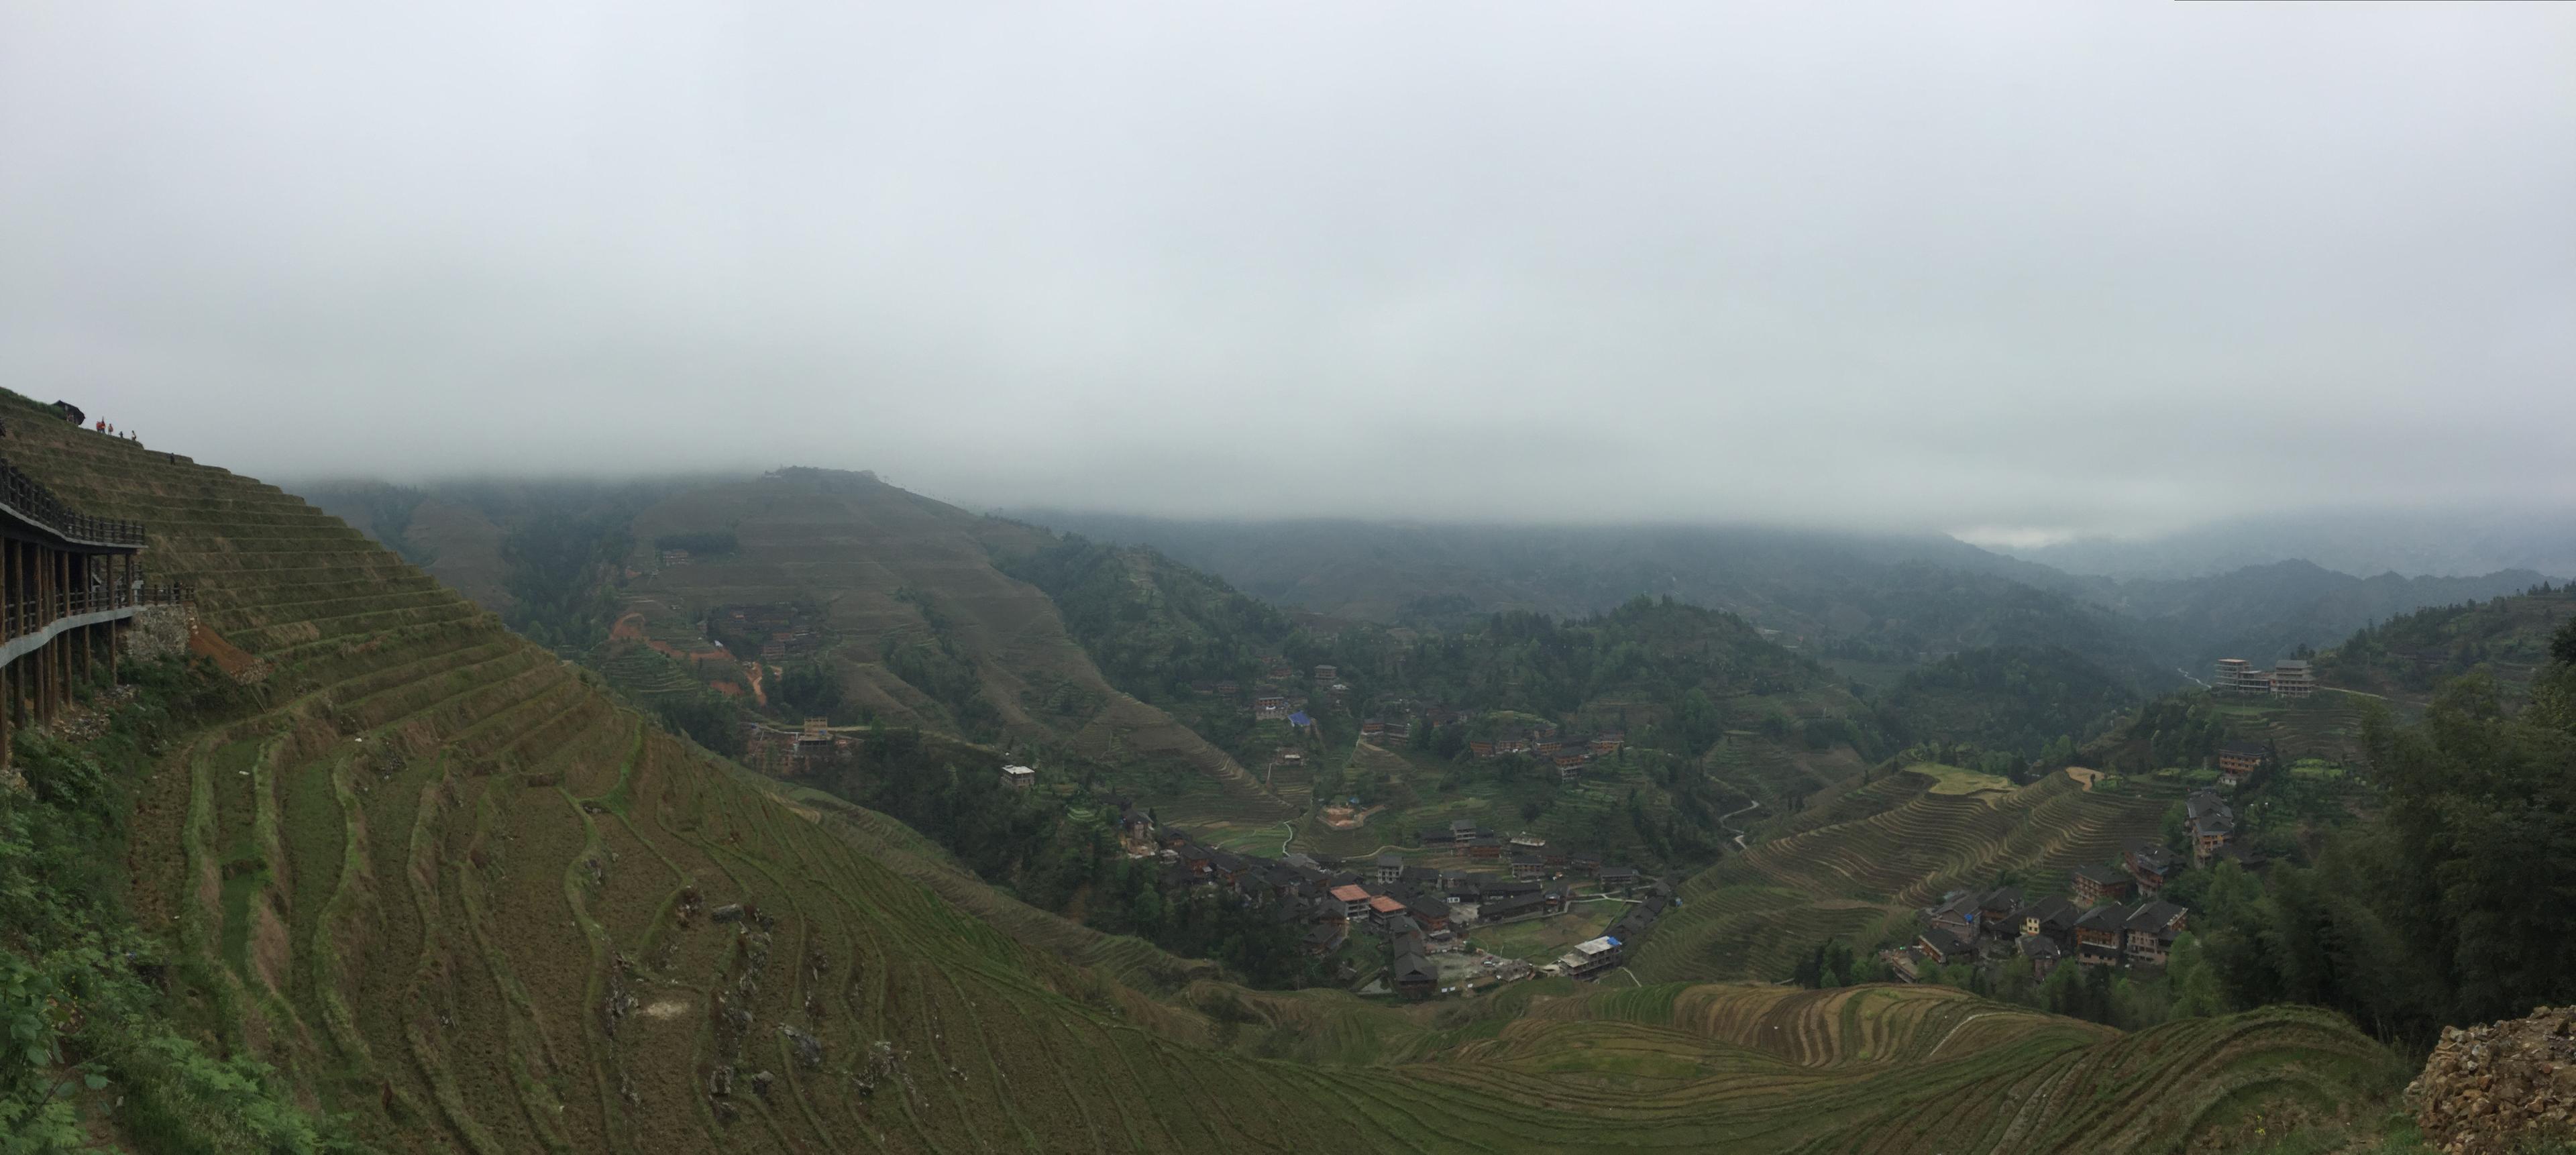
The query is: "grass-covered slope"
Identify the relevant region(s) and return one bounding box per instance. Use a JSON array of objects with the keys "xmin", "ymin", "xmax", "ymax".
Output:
[
  {"xmin": 1629, "ymin": 767, "xmax": 2174, "ymax": 984},
  {"xmin": 622, "ymin": 467, "xmax": 1295, "ymax": 823},
  {"xmin": 0, "ymin": 396, "xmax": 2404, "ymax": 1153}
]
